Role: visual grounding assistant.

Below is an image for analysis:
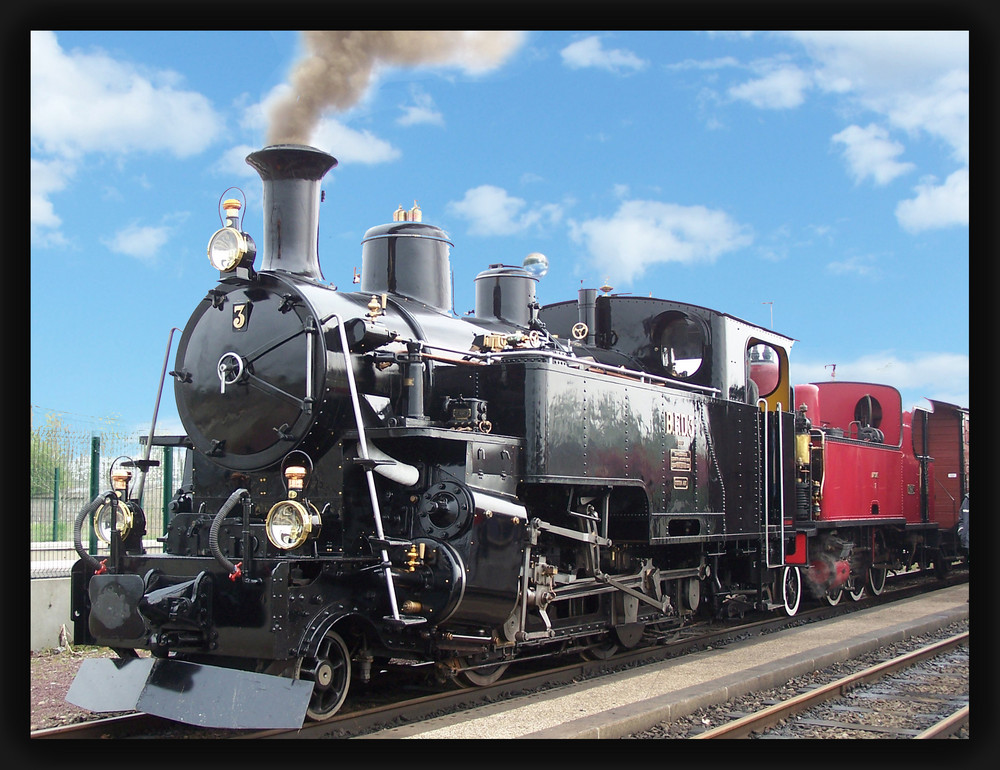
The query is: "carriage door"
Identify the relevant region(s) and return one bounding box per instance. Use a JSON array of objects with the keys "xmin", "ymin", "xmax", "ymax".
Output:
[{"xmin": 748, "ymin": 341, "xmax": 795, "ymax": 567}]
